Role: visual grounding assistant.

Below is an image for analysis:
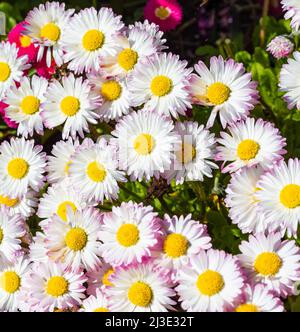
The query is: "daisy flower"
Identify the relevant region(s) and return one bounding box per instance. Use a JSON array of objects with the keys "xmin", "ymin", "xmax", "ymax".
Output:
[
  {"xmin": 68, "ymin": 138, "xmax": 126, "ymax": 203},
  {"xmin": 225, "ymin": 166, "xmax": 268, "ymax": 234},
  {"xmin": 256, "ymin": 158, "xmax": 300, "ymax": 237},
  {"xmin": 0, "ymin": 137, "xmax": 46, "ymax": 197},
  {"xmin": 112, "ymin": 111, "xmax": 179, "ymax": 181},
  {"xmin": 238, "ymin": 232, "xmax": 300, "ymax": 298},
  {"xmin": 164, "ymin": 121, "xmax": 218, "ymax": 184},
  {"xmin": 99, "ymin": 201, "xmax": 162, "ymax": 267},
  {"xmin": 154, "ymin": 214, "xmax": 211, "ymax": 279},
  {"xmin": 0, "ymin": 209, "xmax": 26, "ymax": 263},
  {"xmin": 87, "ymin": 73, "xmax": 132, "ymax": 121},
  {"xmin": 176, "ymin": 249, "xmax": 245, "ymax": 312},
  {"xmin": 106, "ymin": 262, "xmax": 176, "ymax": 312},
  {"xmin": 279, "ymin": 51, "xmax": 300, "ymax": 110},
  {"xmin": 128, "ymin": 52, "xmax": 192, "ymax": 118},
  {"xmin": 86, "ymin": 261, "xmax": 114, "ymax": 295},
  {"xmin": 229, "ymin": 283, "xmax": 284, "ymax": 312},
  {"xmin": 144, "ymin": 0, "xmax": 183, "ymax": 32},
  {"xmin": 4, "ymin": 75, "xmax": 48, "ymax": 138},
  {"xmin": 189, "ymin": 56, "xmax": 259, "ymax": 128},
  {"xmin": 21, "ymin": 261, "xmax": 86, "ymax": 312},
  {"xmin": 0, "ymin": 256, "xmax": 31, "ymax": 312},
  {"xmin": 281, "ymin": 0, "xmax": 300, "ymax": 31},
  {"xmin": 267, "ymin": 35, "xmax": 294, "ymax": 60},
  {"xmin": 81, "ymin": 289, "xmax": 110, "ymax": 312},
  {"xmin": 216, "ymin": 118, "xmax": 286, "ymax": 173},
  {"xmin": 61, "ymin": 7, "xmax": 124, "ymax": 73},
  {"xmin": 25, "ymin": 1, "xmax": 74, "ymax": 67},
  {"xmin": 0, "ymin": 42, "xmax": 30, "ymax": 99},
  {"xmin": 29, "ymin": 232, "xmax": 48, "ymax": 264},
  {"xmin": 44, "ymin": 207, "xmax": 102, "ymax": 271},
  {"xmin": 42, "ymin": 74, "xmax": 101, "ymax": 139}
]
